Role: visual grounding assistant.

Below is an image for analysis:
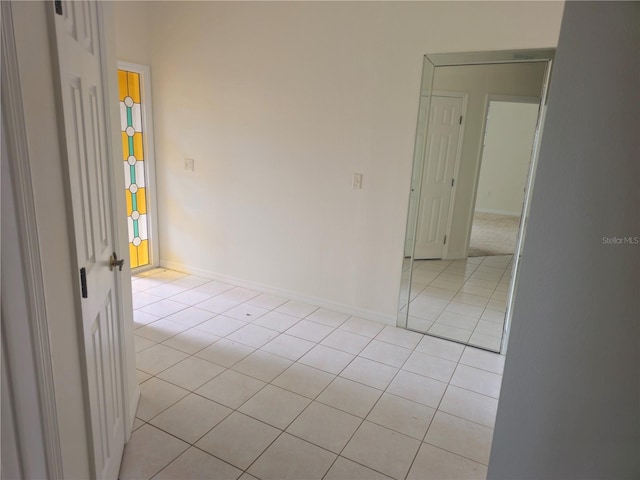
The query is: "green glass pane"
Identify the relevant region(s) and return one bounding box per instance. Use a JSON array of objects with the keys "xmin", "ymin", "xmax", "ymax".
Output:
[
  {"xmin": 130, "ymin": 165, "xmax": 136, "ymax": 185},
  {"xmin": 131, "ymin": 192, "xmax": 138, "ymax": 211},
  {"xmin": 128, "ymin": 135, "xmax": 134, "ymax": 156},
  {"xmin": 127, "ymin": 106, "xmax": 133, "ymax": 128},
  {"xmin": 133, "ymin": 219, "xmax": 139, "ymax": 238}
]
